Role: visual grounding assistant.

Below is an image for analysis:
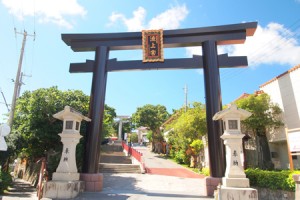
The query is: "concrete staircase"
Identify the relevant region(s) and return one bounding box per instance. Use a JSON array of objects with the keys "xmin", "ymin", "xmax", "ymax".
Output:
[
  {"xmin": 99, "ymin": 163, "xmax": 141, "ymax": 173},
  {"xmin": 99, "ymin": 141, "xmax": 141, "ymax": 174}
]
